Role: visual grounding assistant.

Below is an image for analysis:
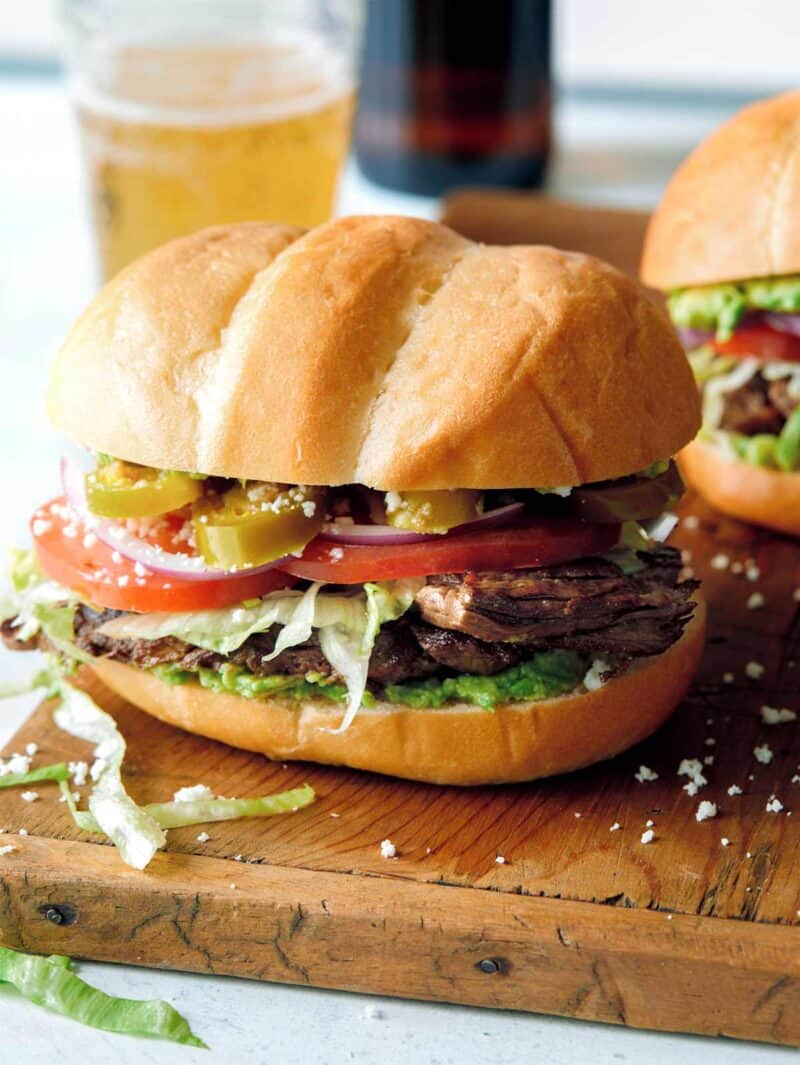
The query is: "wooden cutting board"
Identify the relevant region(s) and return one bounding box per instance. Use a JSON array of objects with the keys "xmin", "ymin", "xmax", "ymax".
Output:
[{"xmin": 1, "ymin": 198, "xmax": 799, "ymax": 1047}]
